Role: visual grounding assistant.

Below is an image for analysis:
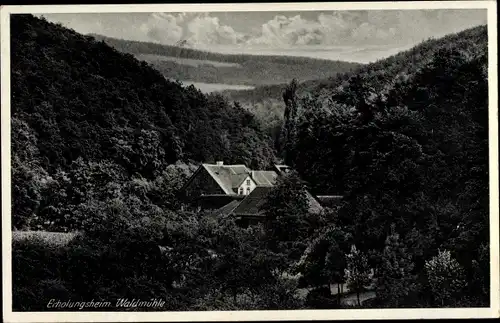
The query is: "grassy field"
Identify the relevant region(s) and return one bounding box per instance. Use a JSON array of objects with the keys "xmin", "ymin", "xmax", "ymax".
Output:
[
  {"xmin": 135, "ymin": 54, "xmax": 243, "ymax": 68},
  {"xmin": 181, "ymin": 81, "xmax": 255, "ymax": 93},
  {"xmin": 12, "ymin": 230, "xmax": 79, "ymax": 246}
]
